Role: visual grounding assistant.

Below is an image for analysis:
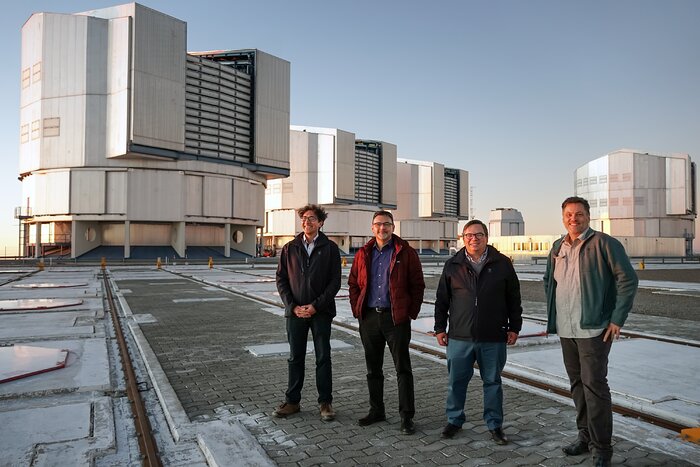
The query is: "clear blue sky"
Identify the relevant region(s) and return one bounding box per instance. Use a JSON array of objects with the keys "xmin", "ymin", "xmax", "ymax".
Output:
[{"xmin": 1, "ymin": 0, "xmax": 698, "ymax": 255}]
